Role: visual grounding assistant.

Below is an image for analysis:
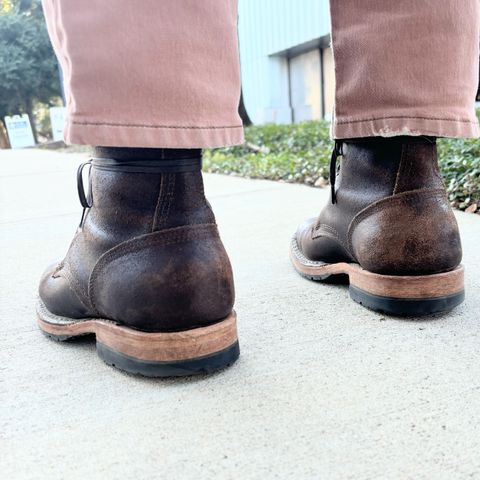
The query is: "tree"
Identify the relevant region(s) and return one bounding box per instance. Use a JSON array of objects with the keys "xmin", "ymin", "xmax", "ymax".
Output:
[{"xmin": 0, "ymin": 0, "xmax": 61, "ymax": 144}]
